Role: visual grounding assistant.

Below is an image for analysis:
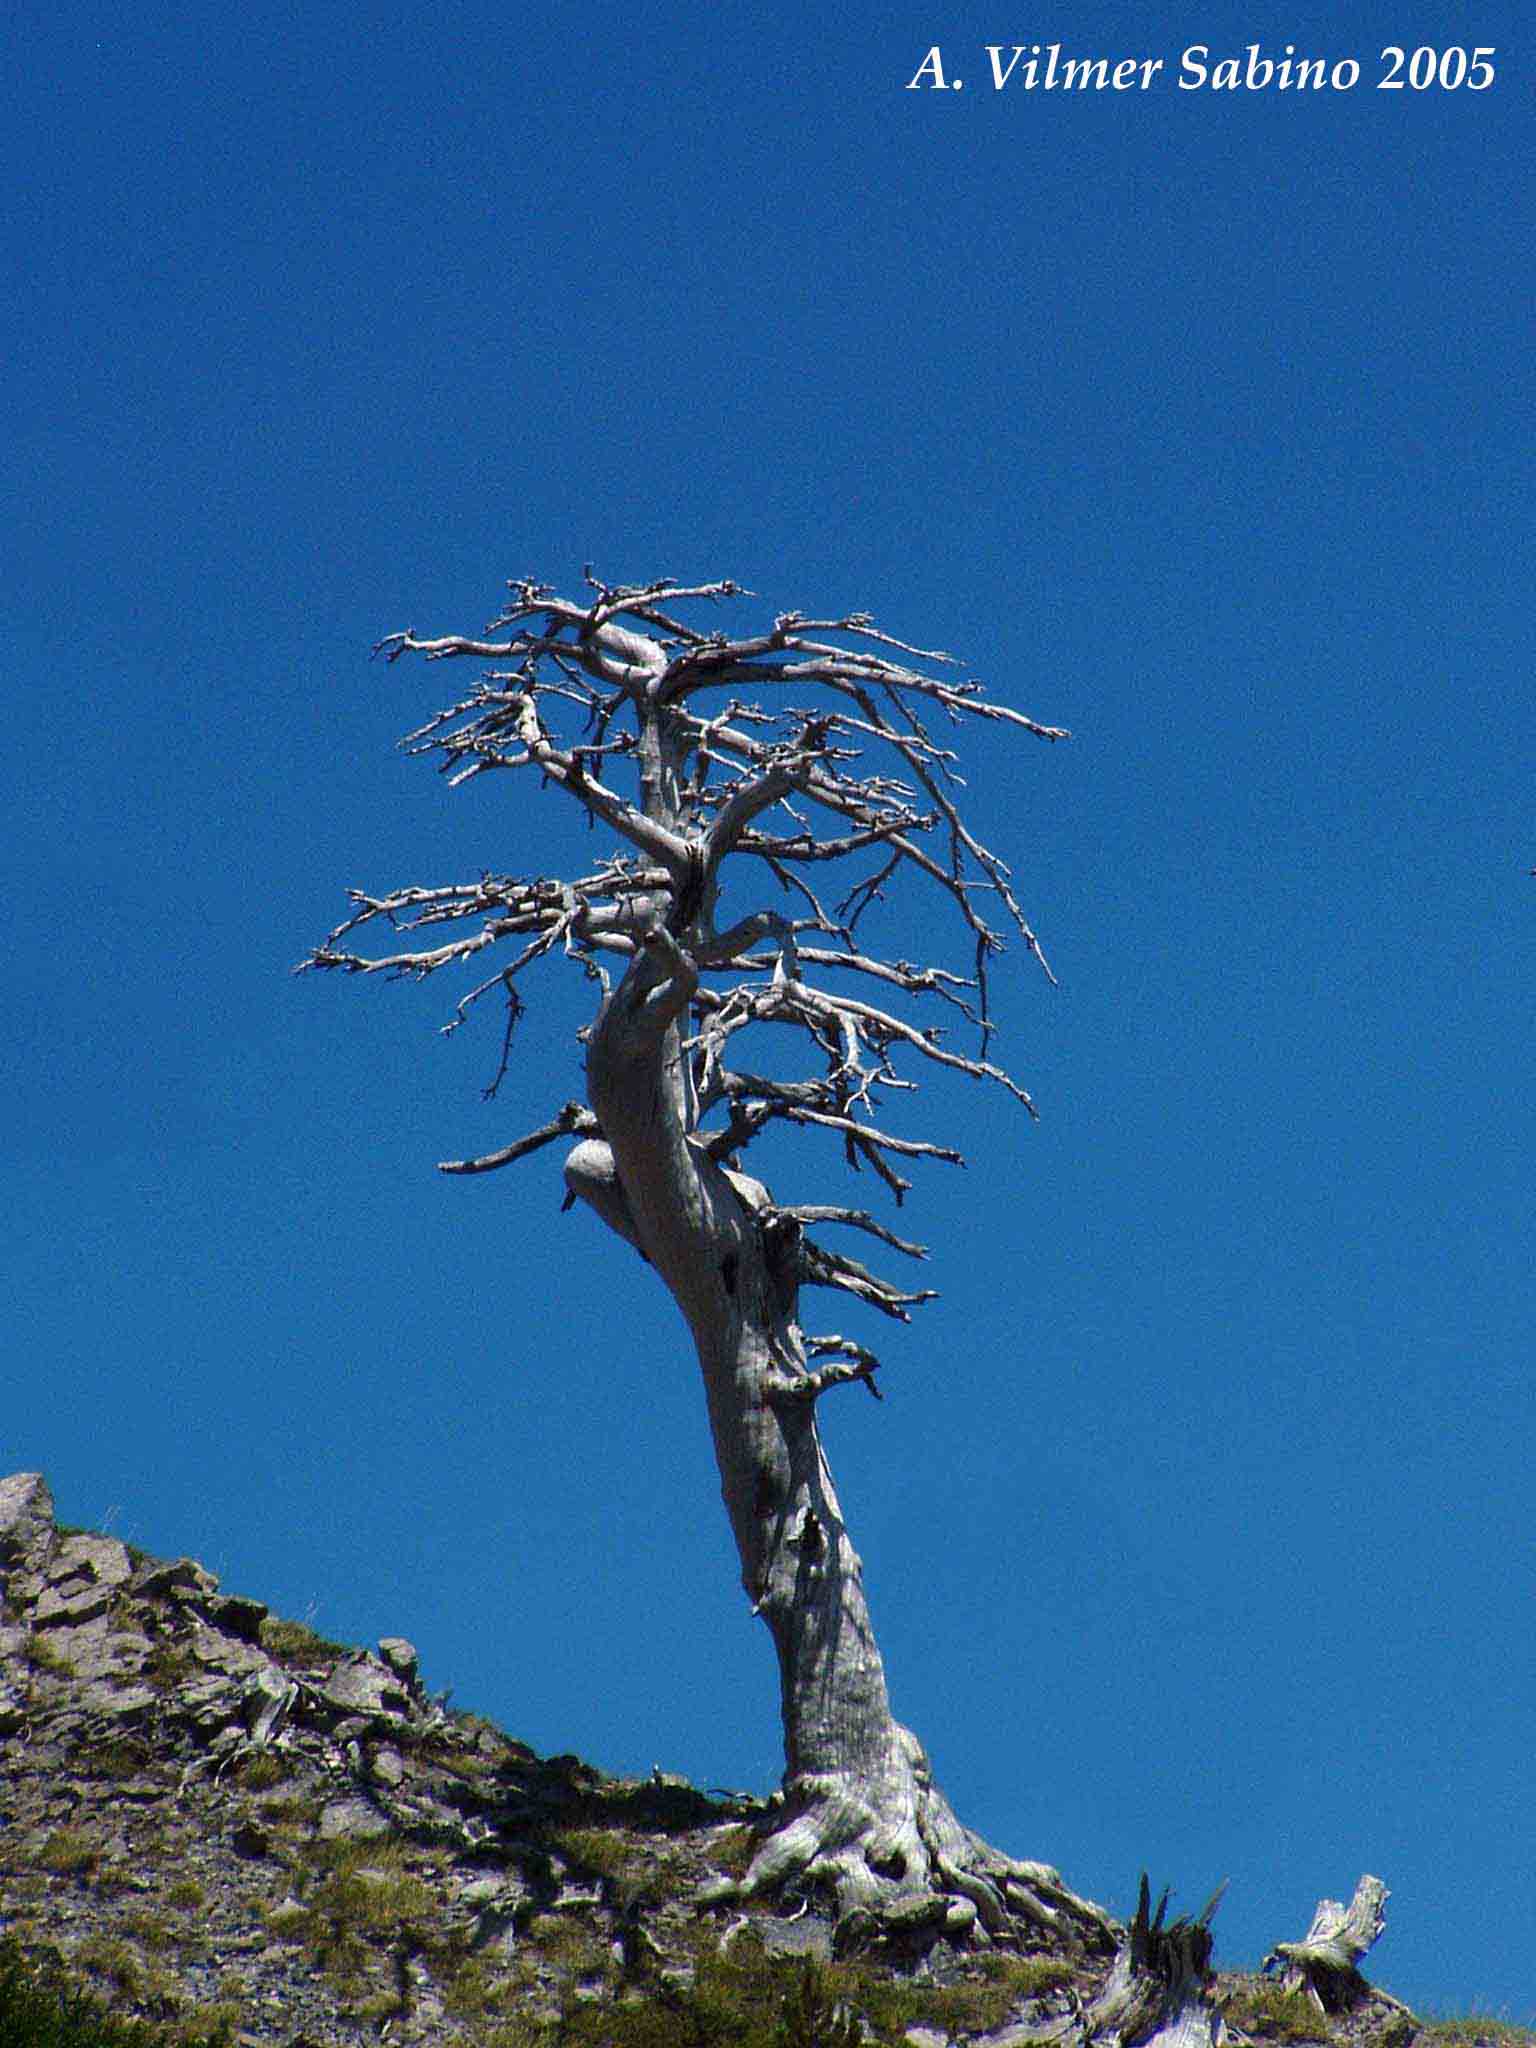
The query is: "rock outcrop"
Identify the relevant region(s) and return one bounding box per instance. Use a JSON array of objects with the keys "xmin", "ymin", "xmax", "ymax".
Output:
[{"xmin": 0, "ymin": 1476, "xmax": 1428, "ymax": 2048}]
